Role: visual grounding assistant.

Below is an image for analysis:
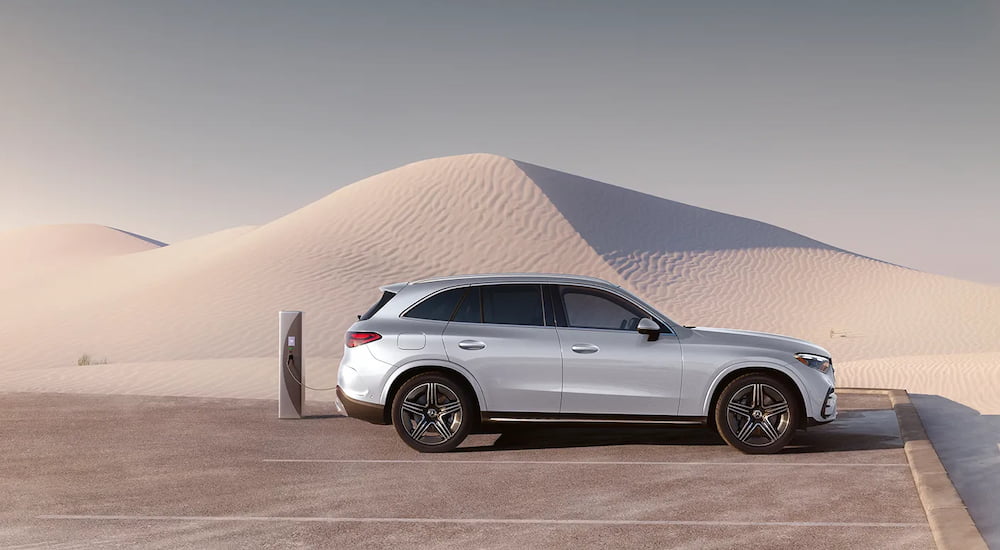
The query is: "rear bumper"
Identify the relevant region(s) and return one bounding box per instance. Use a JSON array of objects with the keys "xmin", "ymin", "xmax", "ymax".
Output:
[{"xmin": 336, "ymin": 386, "xmax": 388, "ymax": 425}]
